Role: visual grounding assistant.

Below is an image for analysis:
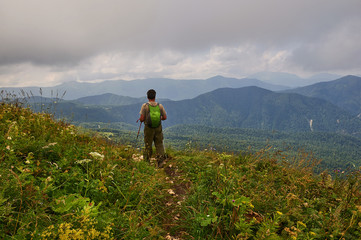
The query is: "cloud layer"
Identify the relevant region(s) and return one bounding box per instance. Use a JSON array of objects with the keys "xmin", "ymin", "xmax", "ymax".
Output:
[{"xmin": 1, "ymin": 0, "xmax": 361, "ymax": 87}]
